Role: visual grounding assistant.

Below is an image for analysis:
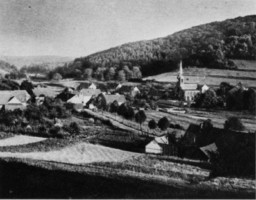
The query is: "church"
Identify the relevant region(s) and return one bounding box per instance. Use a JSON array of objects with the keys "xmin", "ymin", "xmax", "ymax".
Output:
[{"xmin": 175, "ymin": 61, "xmax": 204, "ymax": 102}]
